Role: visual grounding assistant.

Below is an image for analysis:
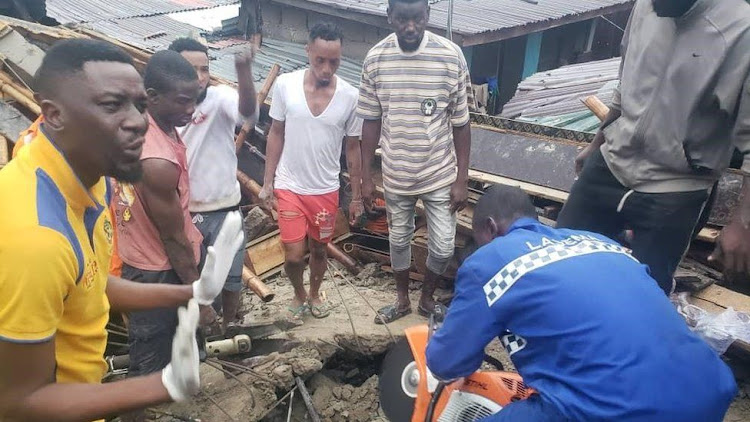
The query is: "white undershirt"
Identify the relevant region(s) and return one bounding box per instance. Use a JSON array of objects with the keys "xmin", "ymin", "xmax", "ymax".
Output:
[
  {"xmin": 179, "ymin": 85, "xmax": 255, "ymax": 212},
  {"xmin": 269, "ymin": 69, "xmax": 362, "ymax": 195}
]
